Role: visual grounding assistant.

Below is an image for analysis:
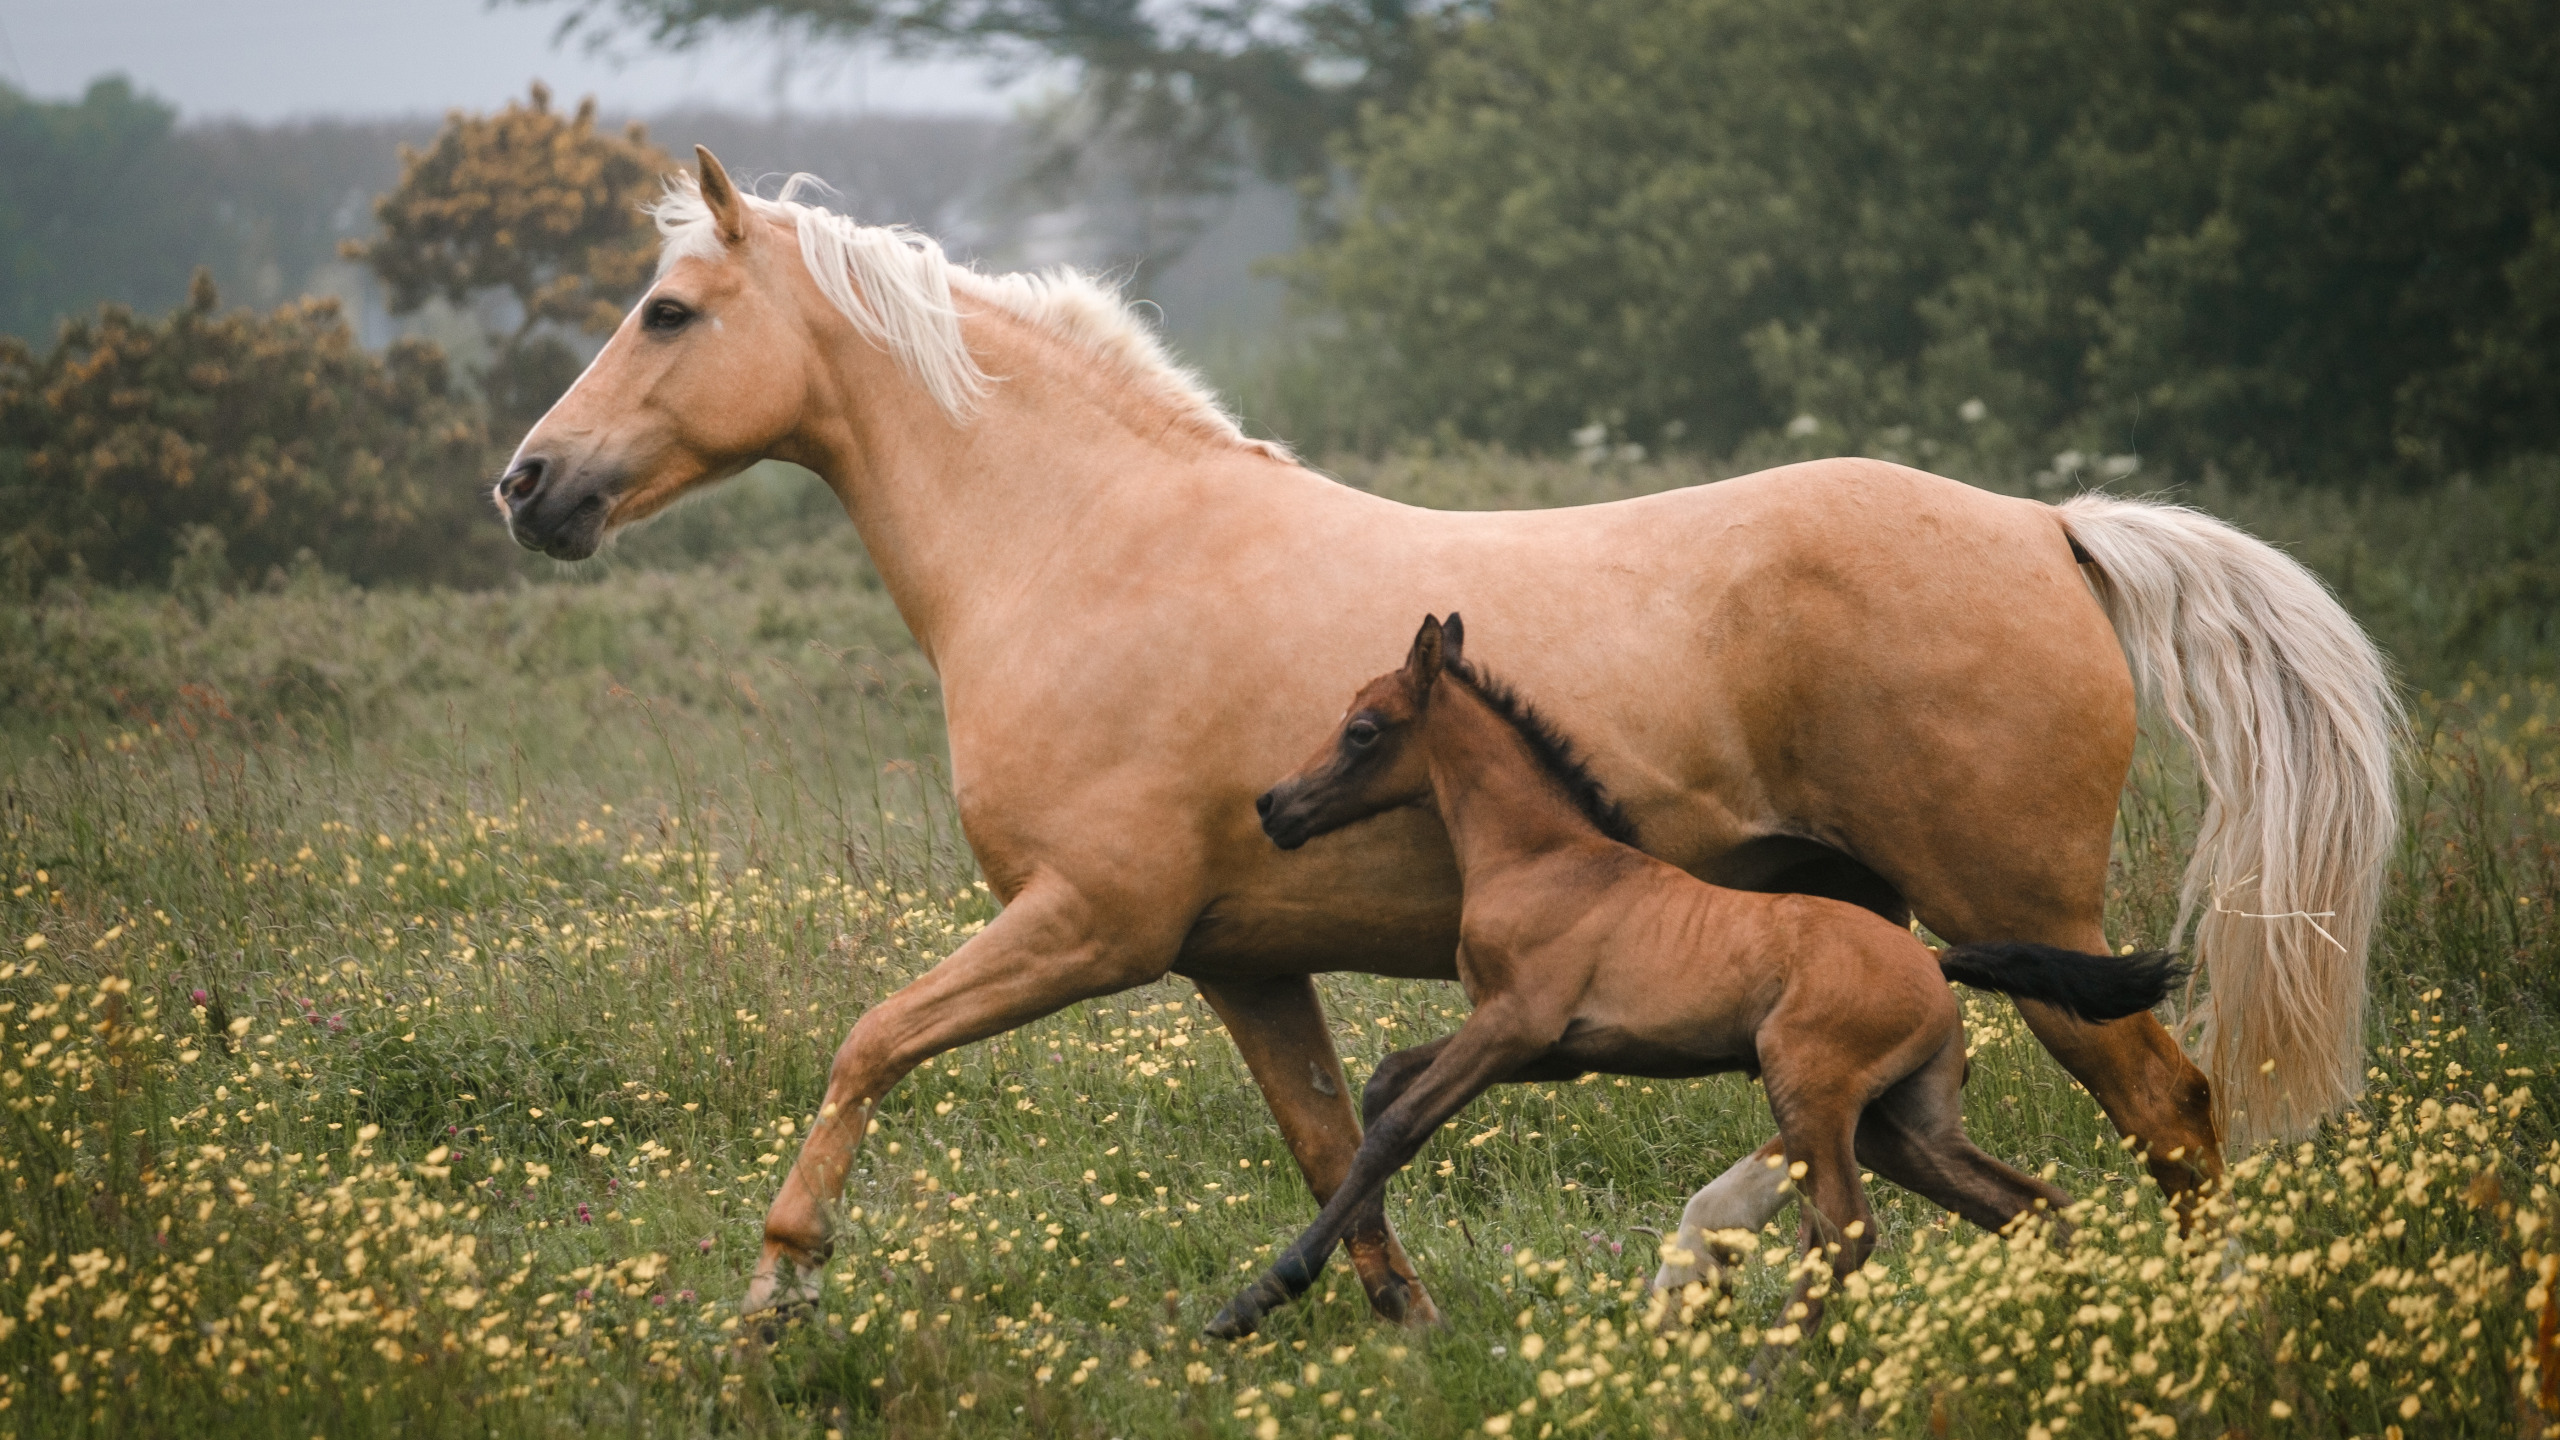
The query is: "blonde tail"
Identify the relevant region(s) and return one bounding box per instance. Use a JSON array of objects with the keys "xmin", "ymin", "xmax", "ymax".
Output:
[{"xmin": 2058, "ymin": 493, "xmax": 2400, "ymax": 1148}]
